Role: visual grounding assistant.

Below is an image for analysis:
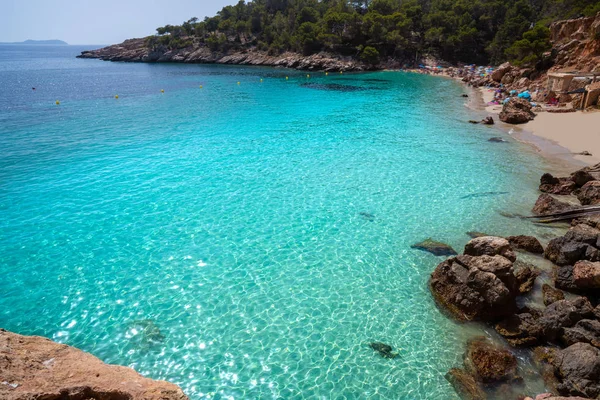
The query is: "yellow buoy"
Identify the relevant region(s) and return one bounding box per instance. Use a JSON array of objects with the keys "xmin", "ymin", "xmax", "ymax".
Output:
[
  {"xmin": 340, "ymin": 71, "xmax": 343, "ymax": 74},
  {"xmin": 260, "ymin": 79, "xmax": 263, "ymax": 83},
  {"xmin": 115, "ymin": 95, "xmax": 119, "ymax": 99},
  {"xmin": 237, "ymin": 82, "xmax": 240, "ymax": 85},
  {"xmin": 285, "ymin": 76, "xmax": 289, "ymax": 80},
  {"xmin": 325, "ymin": 72, "xmax": 329, "ymax": 76},
  {"xmin": 307, "ymin": 74, "xmax": 310, "ymax": 78},
  {"xmin": 161, "ymin": 89, "xmax": 165, "ymax": 93},
  {"xmin": 200, "ymin": 85, "xmax": 203, "ymax": 89},
  {"xmin": 55, "ymin": 100, "xmax": 60, "ymax": 105}
]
